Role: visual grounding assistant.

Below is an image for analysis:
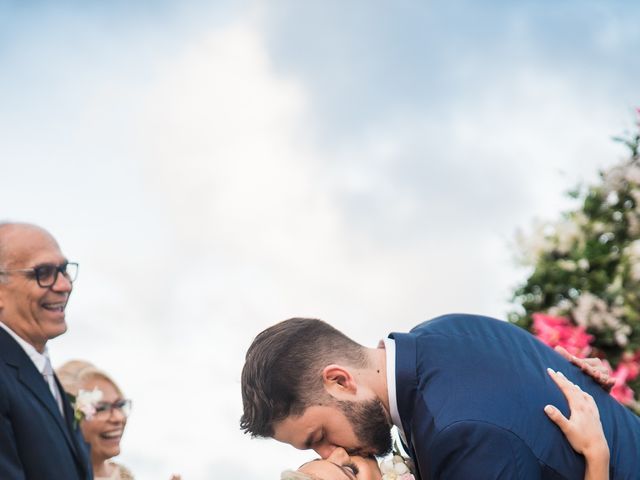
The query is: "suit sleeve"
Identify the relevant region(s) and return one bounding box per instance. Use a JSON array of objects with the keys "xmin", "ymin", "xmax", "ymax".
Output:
[
  {"xmin": 0, "ymin": 377, "xmax": 27, "ymax": 480},
  {"xmin": 428, "ymin": 421, "xmax": 541, "ymax": 480}
]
